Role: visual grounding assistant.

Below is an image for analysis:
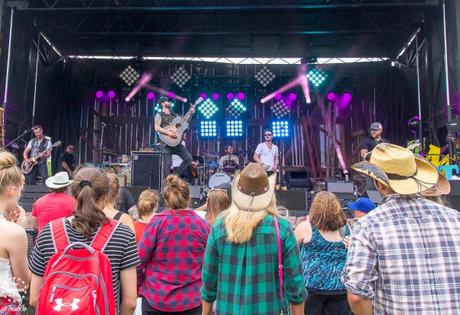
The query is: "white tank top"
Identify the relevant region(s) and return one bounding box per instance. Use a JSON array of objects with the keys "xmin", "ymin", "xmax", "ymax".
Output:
[{"xmin": 0, "ymin": 257, "xmax": 21, "ymax": 303}]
